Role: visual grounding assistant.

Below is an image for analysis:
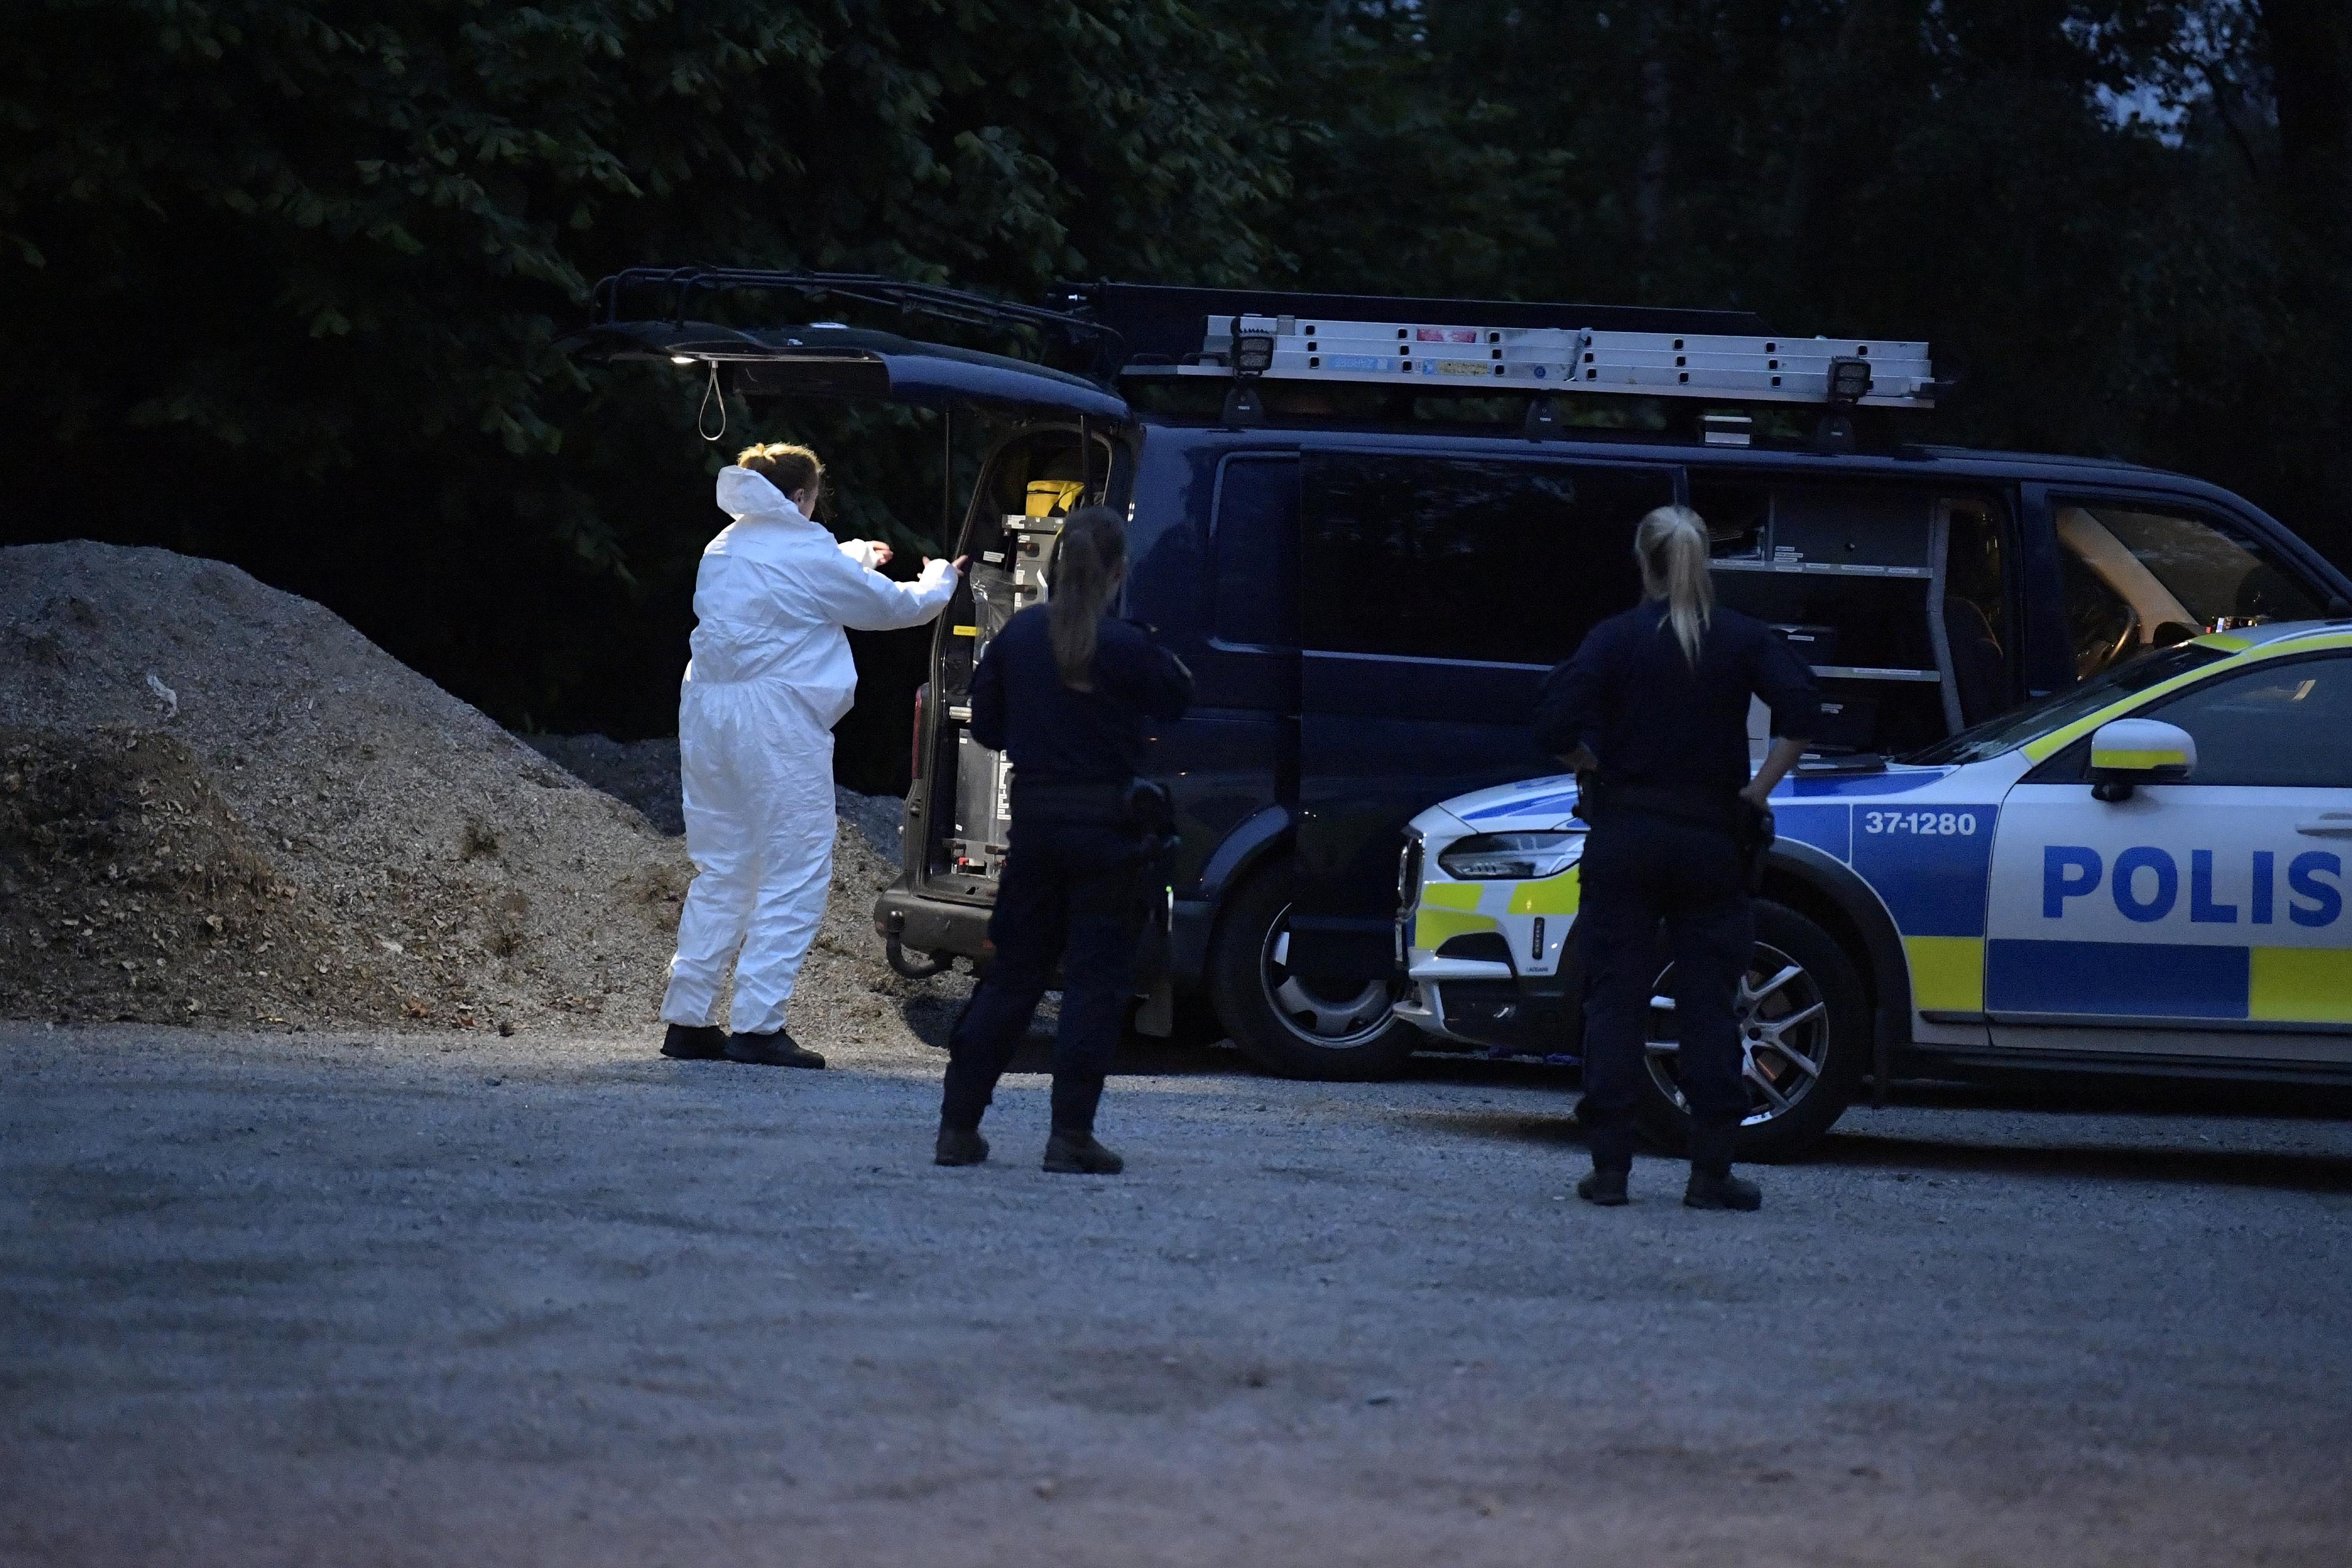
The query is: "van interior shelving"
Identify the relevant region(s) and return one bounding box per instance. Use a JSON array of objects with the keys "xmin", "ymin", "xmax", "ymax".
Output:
[
  {"xmin": 918, "ymin": 424, "xmax": 1120, "ymax": 896},
  {"xmin": 1692, "ymin": 478, "xmax": 1976, "ymax": 756}
]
